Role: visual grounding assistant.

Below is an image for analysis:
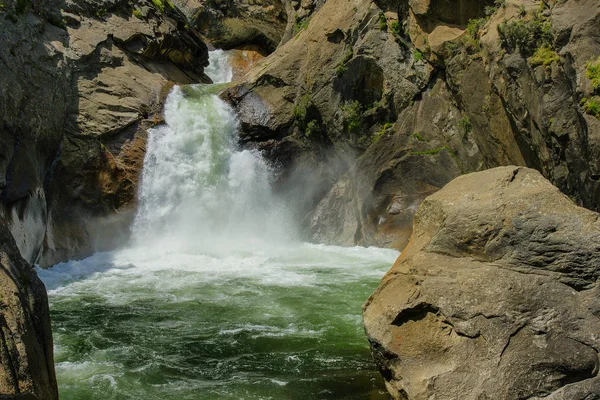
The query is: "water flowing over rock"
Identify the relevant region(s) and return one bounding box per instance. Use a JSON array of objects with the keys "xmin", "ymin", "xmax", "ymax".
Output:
[
  {"xmin": 0, "ymin": 0, "xmax": 210, "ymax": 266},
  {"xmin": 223, "ymin": 0, "xmax": 600, "ymax": 250},
  {"xmin": 363, "ymin": 166, "xmax": 600, "ymax": 399}
]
